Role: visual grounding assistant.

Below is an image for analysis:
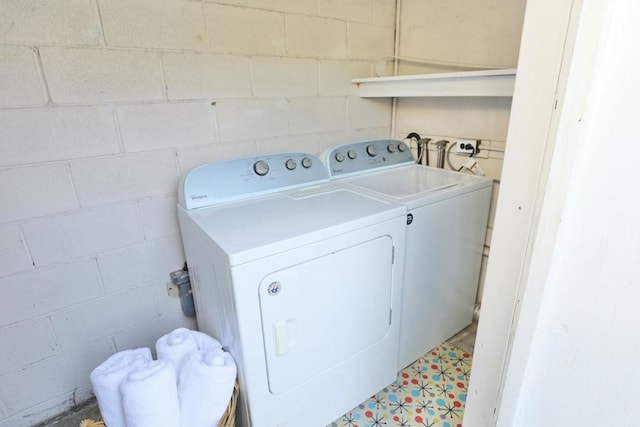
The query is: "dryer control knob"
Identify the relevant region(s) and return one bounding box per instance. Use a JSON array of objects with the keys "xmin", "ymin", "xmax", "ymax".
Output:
[
  {"xmin": 253, "ymin": 160, "xmax": 270, "ymax": 176},
  {"xmin": 348, "ymin": 149, "xmax": 358, "ymax": 159},
  {"xmin": 366, "ymin": 144, "xmax": 378, "ymax": 157},
  {"xmin": 398, "ymin": 143, "xmax": 407, "ymax": 152},
  {"xmin": 387, "ymin": 143, "xmax": 398, "ymax": 153},
  {"xmin": 334, "ymin": 152, "xmax": 346, "ymax": 162},
  {"xmin": 301, "ymin": 157, "xmax": 313, "ymax": 168},
  {"xmin": 285, "ymin": 159, "xmax": 297, "ymax": 170}
]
